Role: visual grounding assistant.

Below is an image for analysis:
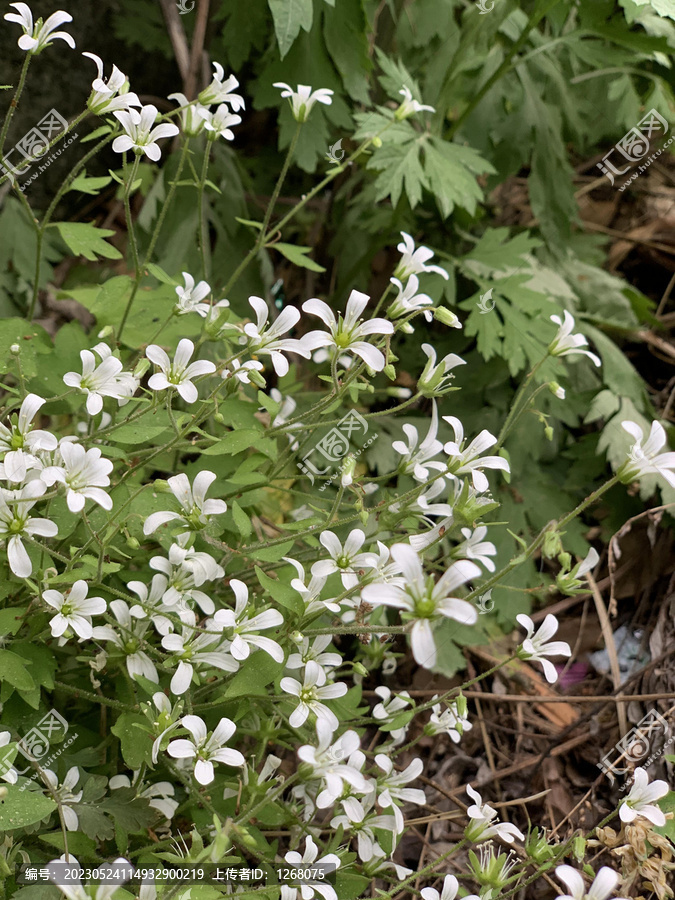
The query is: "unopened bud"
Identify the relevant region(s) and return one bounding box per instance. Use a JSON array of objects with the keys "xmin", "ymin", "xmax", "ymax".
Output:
[
  {"xmin": 372, "ymin": 136, "xmax": 382, "ymax": 148},
  {"xmin": 134, "ymin": 358, "xmax": 151, "ymax": 378},
  {"xmin": 359, "ymin": 510, "xmax": 368, "ymax": 526},
  {"xmin": 126, "ymin": 535, "xmax": 140, "ymax": 550},
  {"xmin": 549, "ymin": 381, "xmax": 565, "ymax": 400},
  {"xmin": 248, "ymin": 369, "xmax": 266, "ymax": 388},
  {"xmin": 434, "ymin": 307, "xmax": 460, "ymax": 327},
  {"xmin": 153, "ymin": 479, "xmax": 171, "ymax": 493},
  {"xmin": 544, "ymin": 425, "xmax": 554, "ymax": 441},
  {"xmin": 353, "ymin": 662, "xmax": 368, "ymax": 677},
  {"xmin": 383, "ymin": 364, "xmax": 396, "ymax": 381},
  {"xmin": 10, "ymin": 344, "xmax": 20, "ymax": 355},
  {"xmin": 97, "ymin": 325, "xmax": 115, "ymax": 339},
  {"xmin": 214, "ymin": 412, "xmax": 225, "ymax": 424}
]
